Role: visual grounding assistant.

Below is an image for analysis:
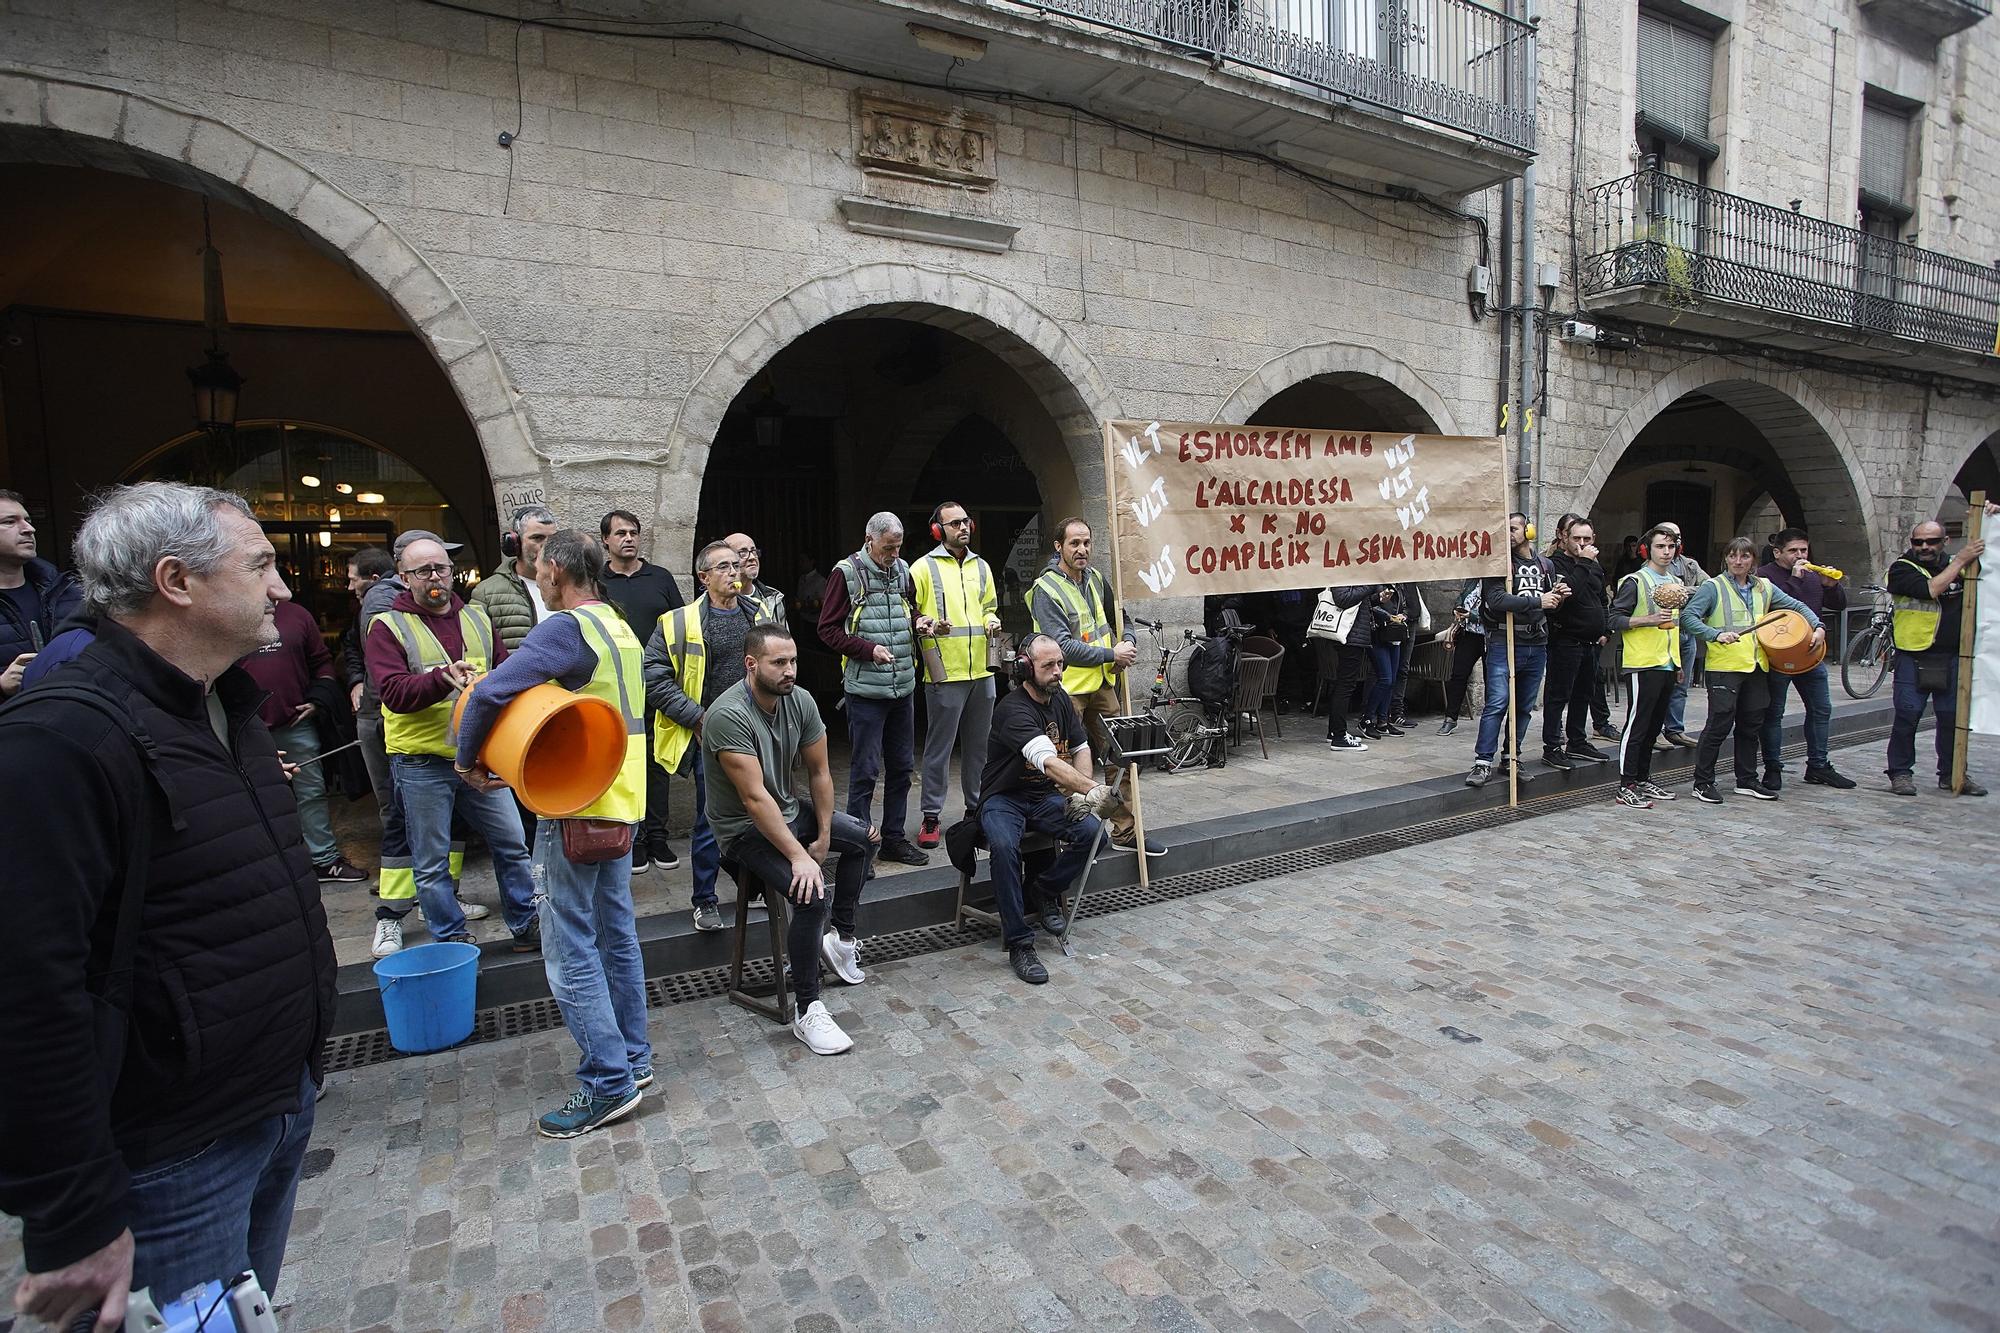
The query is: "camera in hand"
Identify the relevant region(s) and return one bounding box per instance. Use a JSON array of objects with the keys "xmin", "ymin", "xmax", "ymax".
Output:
[{"xmin": 67, "ymin": 1272, "xmax": 279, "ymax": 1333}]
